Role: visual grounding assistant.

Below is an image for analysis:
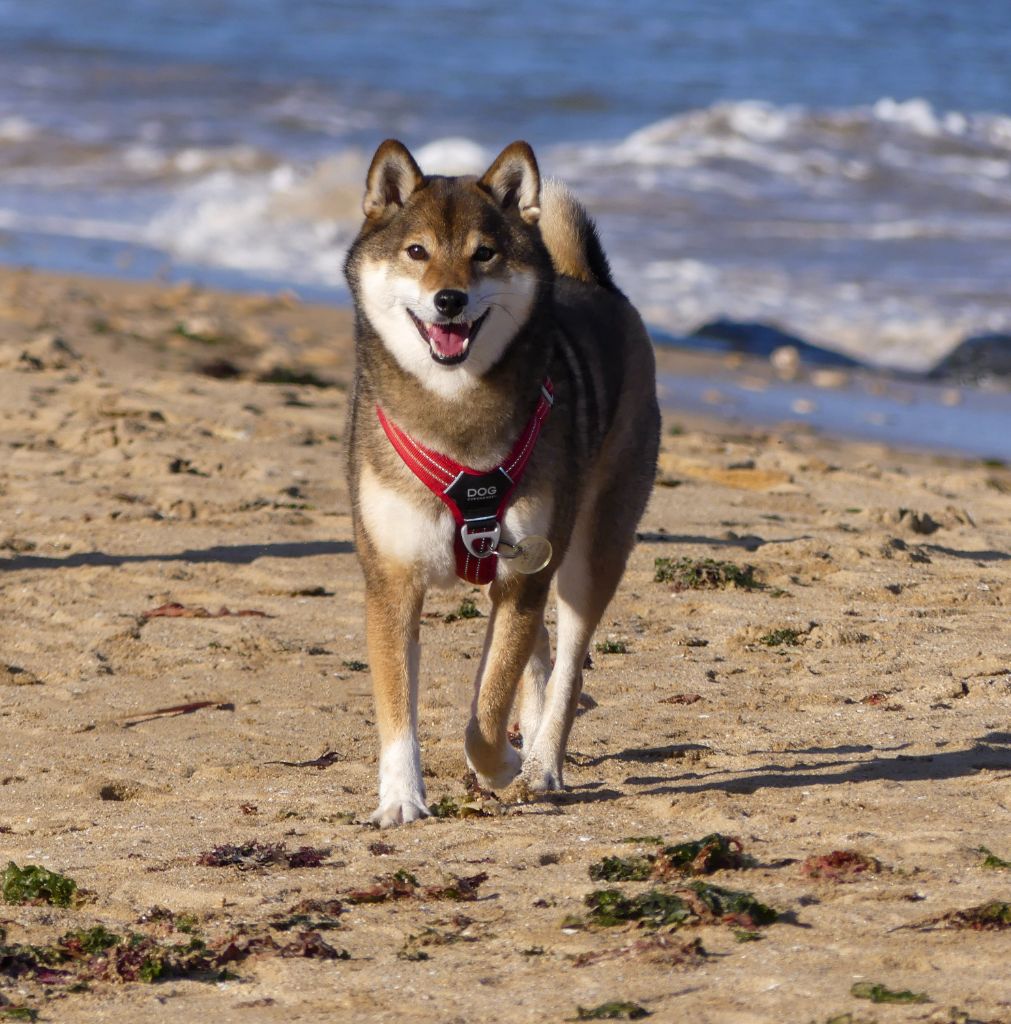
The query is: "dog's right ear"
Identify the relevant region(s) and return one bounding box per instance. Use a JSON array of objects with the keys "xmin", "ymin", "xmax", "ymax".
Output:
[{"xmin": 363, "ymin": 140, "xmax": 424, "ymax": 221}]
